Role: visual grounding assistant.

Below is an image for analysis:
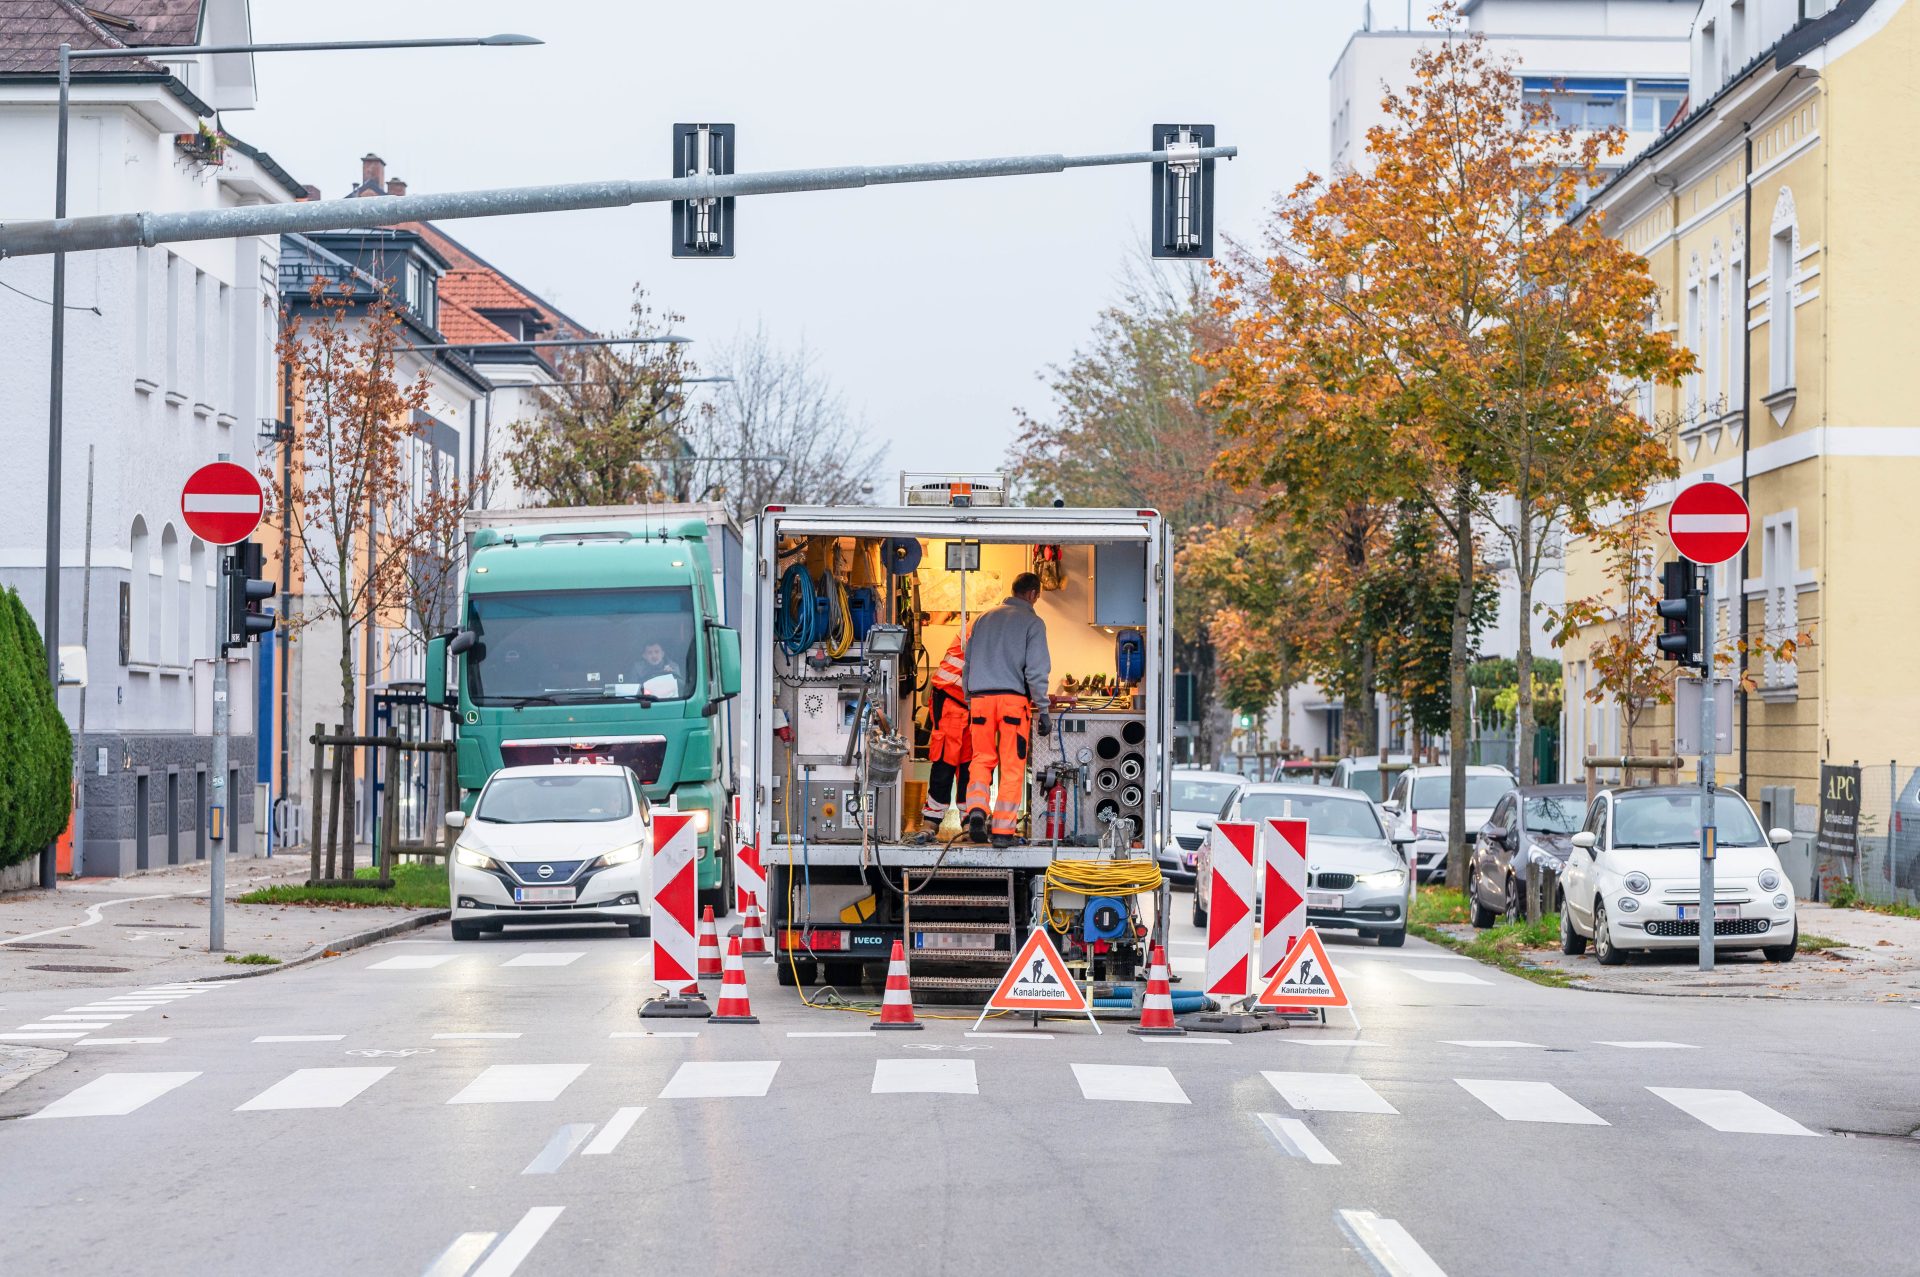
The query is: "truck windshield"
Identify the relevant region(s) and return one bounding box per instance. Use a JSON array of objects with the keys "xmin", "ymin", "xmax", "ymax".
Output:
[{"xmin": 468, "ymin": 588, "xmax": 697, "ymax": 706}]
